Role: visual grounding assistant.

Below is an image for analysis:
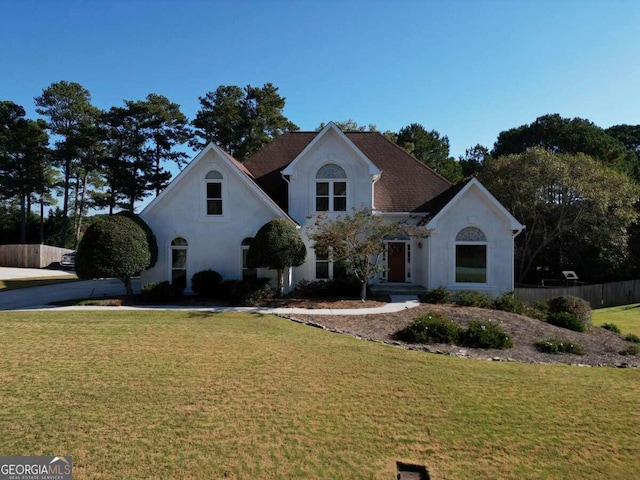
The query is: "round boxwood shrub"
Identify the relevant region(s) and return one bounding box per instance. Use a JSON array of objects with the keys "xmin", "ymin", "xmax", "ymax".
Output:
[
  {"xmin": 453, "ymin": 290, "xmax": 493, "ymax": 308},
  {"xmin": 547, "ymin": 295, "xmax": 591, "ymax": 327},
  {"xmin": 492, "ymin": 291, "xmax": 525, "ymax": 314},
  {"xmin": 421, "ymin": 286, "xmax": 452, "ymax": 304},
  {"xmin": 546, "ymin": 311, "xmax": 587, "ymax": 332},
  {"xmin": 460, "ymin": 320, "xmax": 513, "ymax": 349},
  {"xmin": 191, "ymin": 269, "xmax": 223, "ymax": 299},
  {"xmin": 394, "ymin": 312, "xmax": 461, "ymax": 345}
]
